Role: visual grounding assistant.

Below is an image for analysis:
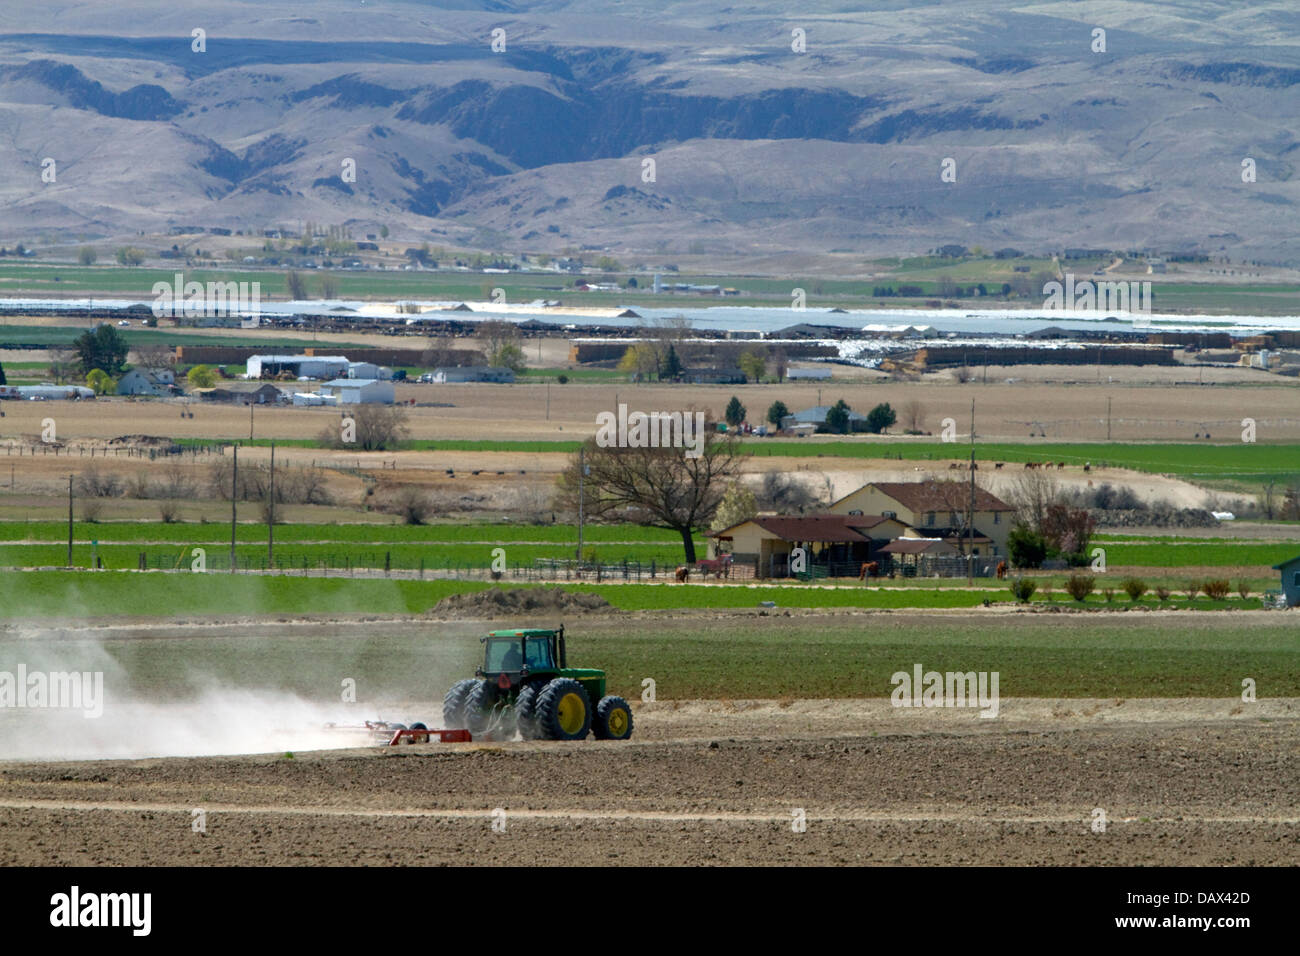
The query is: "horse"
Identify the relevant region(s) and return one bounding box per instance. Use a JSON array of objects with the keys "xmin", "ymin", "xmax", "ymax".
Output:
[
  {"xmin": 995, "ymin": 561, "xmax": 1008, "ymax": 580},
  {"xmin": 859, "ymin": 561, "xmax": 880, "ymax": 580}
]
